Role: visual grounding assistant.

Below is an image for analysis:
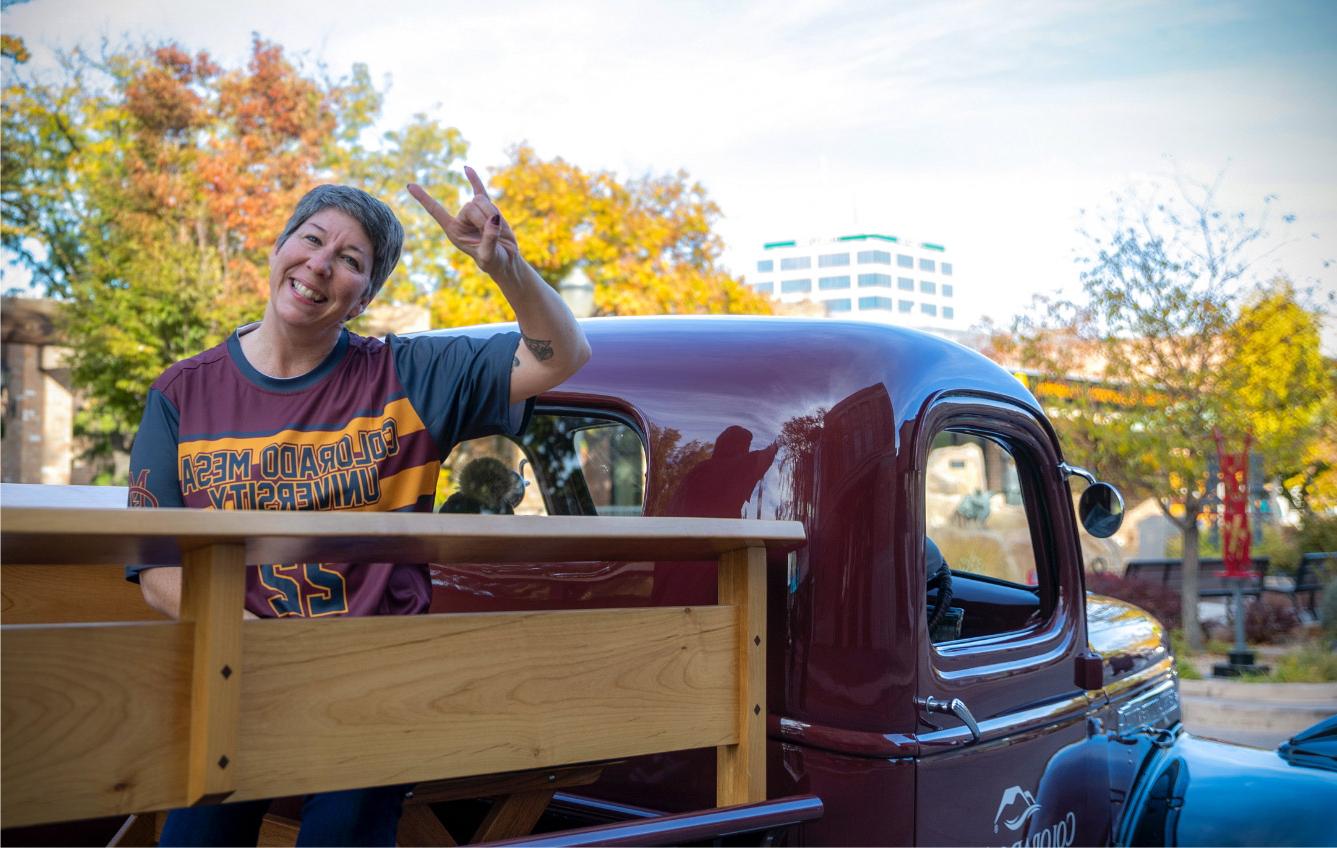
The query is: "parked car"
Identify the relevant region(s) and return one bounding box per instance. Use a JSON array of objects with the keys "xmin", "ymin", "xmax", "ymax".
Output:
[{"xmin": 425, "ymin": 315, "xmax": 1336, "ymax": 846}]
